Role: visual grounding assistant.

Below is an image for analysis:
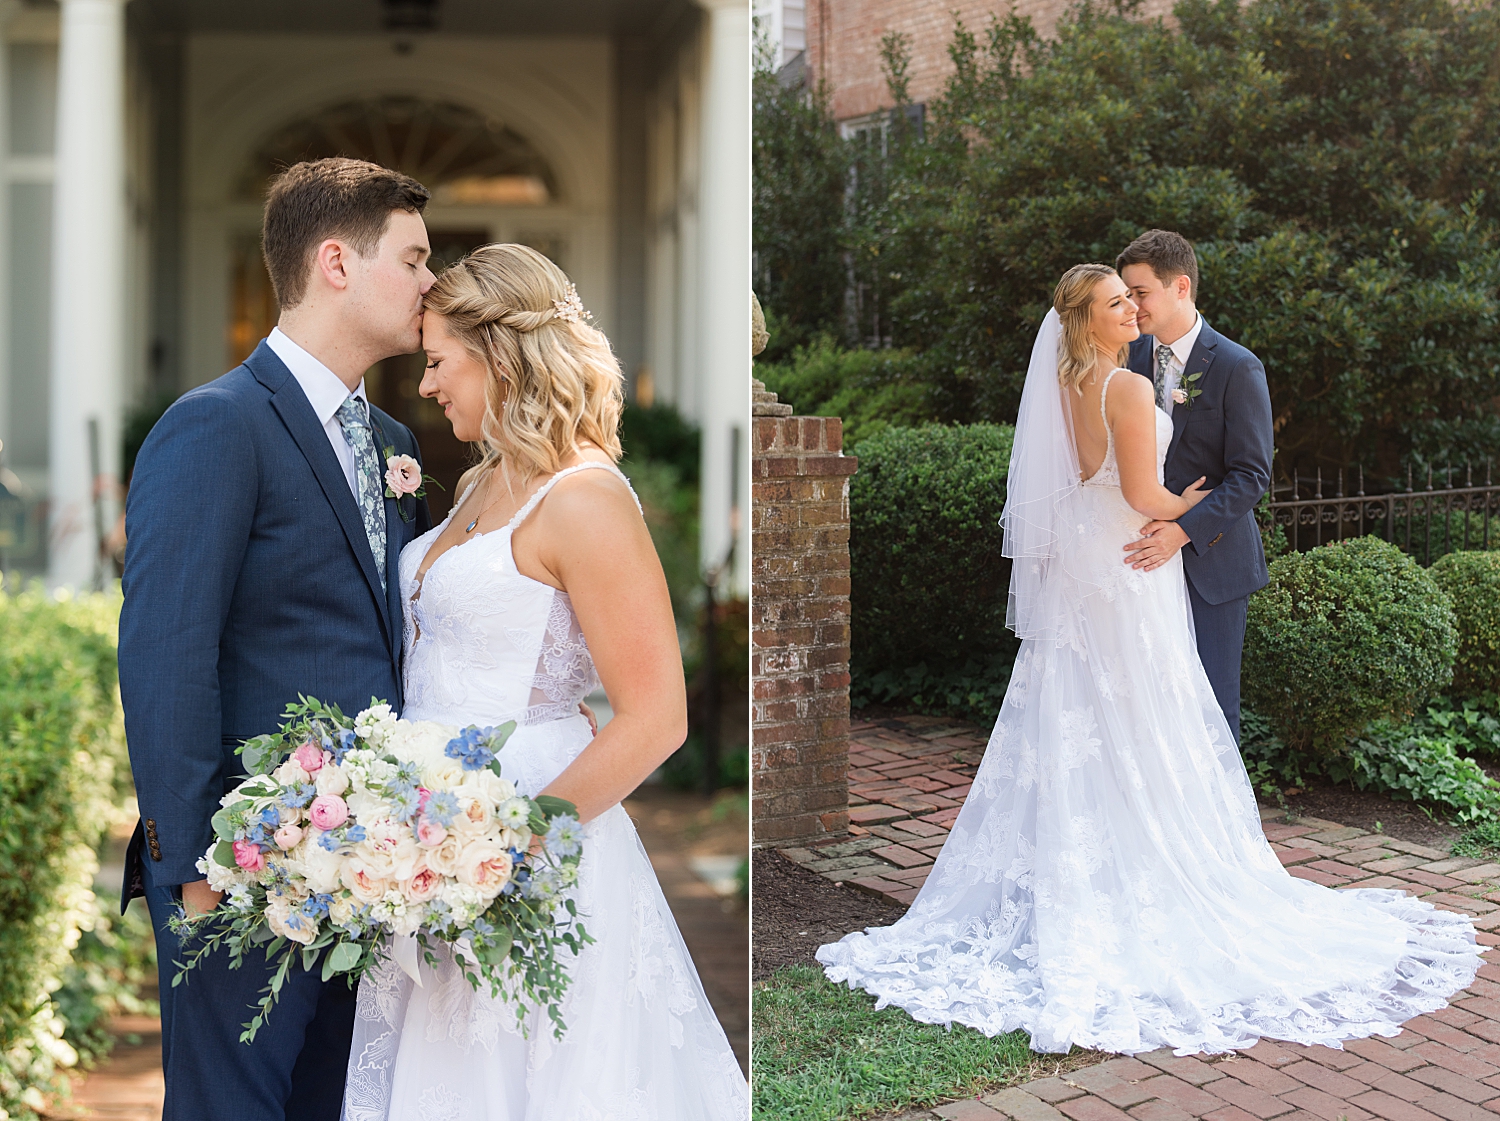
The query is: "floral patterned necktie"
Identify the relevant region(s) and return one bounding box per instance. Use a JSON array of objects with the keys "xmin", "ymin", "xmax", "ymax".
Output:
[
  {"xmin": 1154, "ymin": 342, "xmax": 1175, "ymax": 410},
  {"xmin": 334, "ymin": 395, "xmax": 387, "ymax": 591}
]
